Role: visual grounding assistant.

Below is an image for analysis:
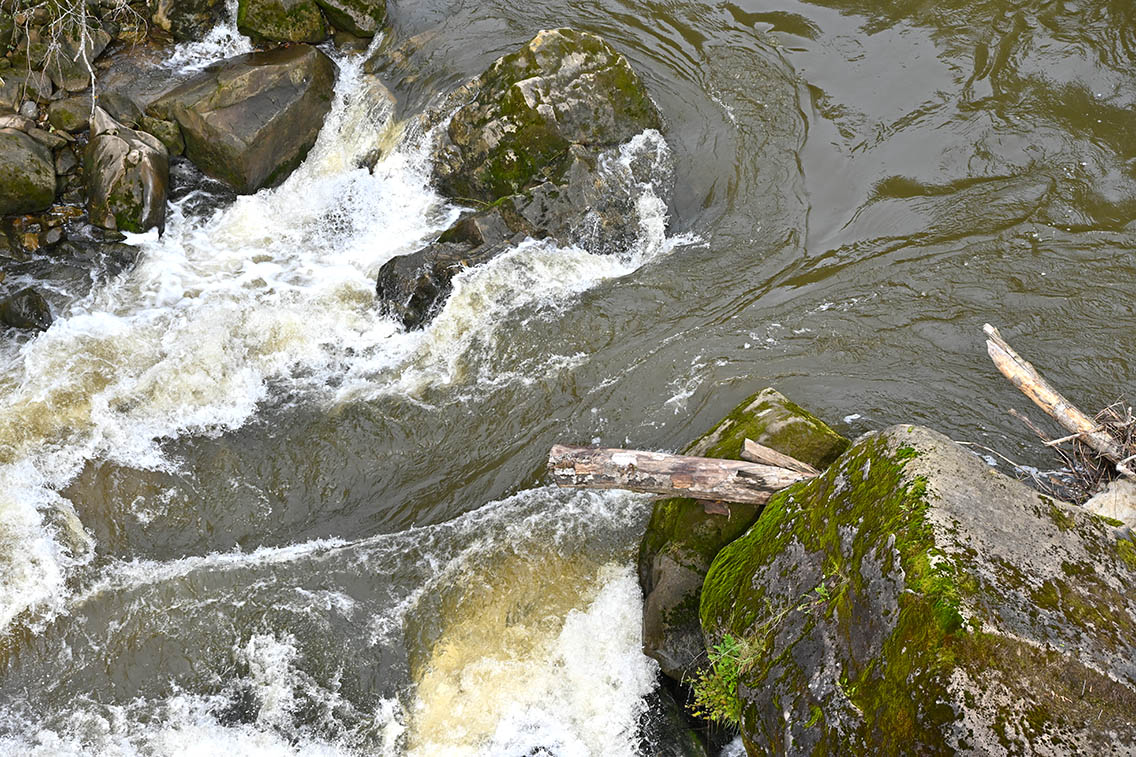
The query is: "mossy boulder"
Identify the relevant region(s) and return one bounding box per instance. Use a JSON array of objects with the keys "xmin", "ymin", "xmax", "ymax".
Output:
[
  {"xmin": 85, "ymin": 108, "xmax": 169, "ymax": 234},
  {"xmin": 151, "ymin": 0, "xmax": 228, "ymax": 42},
  {"xmin": 314, "ymin": 0, "xmax": 384, "ymax": 37},
  {"xmin": 639, "ymin": 388, "xmax": 849, "ymax": 682},
  {"xmin": 0, "ymin": 128, "xmax": 56, "ymax": 217},
  {"xmin": 433, "ymin": 27, "xmax": 661, "ymax": 205},
  {"xmin": 700, "ymin": 425, "xmax": 1136, "ymax": 755},
  {"xmin": 48, "ymin": 94, "xmax": 95, "ymax": 133},
  {"xmin": 237, "ymin": 0, "xmax": 329, "ymax": 44},
  {"xmin": 149, "ymin": 45, "xmax": 337, "ymax": 194}
]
